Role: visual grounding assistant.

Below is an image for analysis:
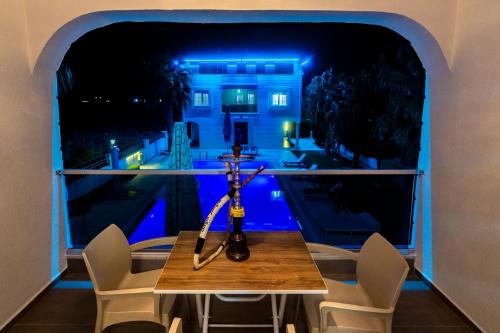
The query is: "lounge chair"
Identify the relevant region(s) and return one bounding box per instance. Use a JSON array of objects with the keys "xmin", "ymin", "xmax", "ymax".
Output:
[
  {"xmin": 283, "ymin": 153, "xmax": 307, "ymax": 168},
  {"xmin": 292, "ymin": 164, "xmax": 318, "ymax": 180}
]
